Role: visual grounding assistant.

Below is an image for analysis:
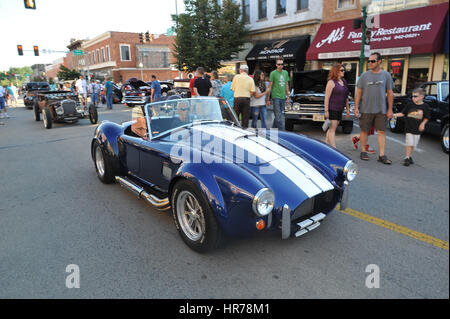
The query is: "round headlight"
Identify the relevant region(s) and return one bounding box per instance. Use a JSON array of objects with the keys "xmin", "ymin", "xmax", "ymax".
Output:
[
  {"xmin": 56, "ymin": 106, "xmax": 64, "ymax": 115},
  {"xmin": 252, "ymin": 188, "xmax": 275, "ymax": 217},
  {"xmin": 344, "ymin": 160, "xmax": 358, "ymax": 182},
  {"xmin": 285, "ymin": 104, "xmax": 292, "ymax": 112},
  {"xmin": 293, "ymin": 102, "xmax": 301, "ymax": 111}
]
